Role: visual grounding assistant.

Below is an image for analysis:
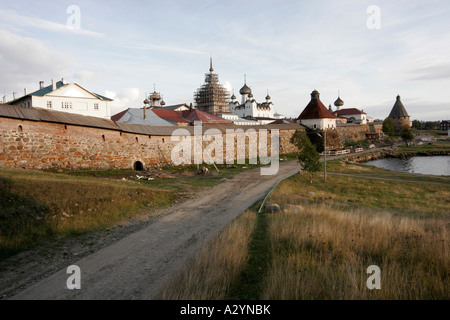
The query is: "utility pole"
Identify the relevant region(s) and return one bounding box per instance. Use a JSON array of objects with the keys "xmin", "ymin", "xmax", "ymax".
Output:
[
  {"xmin": 324, "ymin": 130, "xmax": 327, "ymax": 182},
  {"xmin": 317, "ymin": 131, "xmax": 327, "ymax": 182}
]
